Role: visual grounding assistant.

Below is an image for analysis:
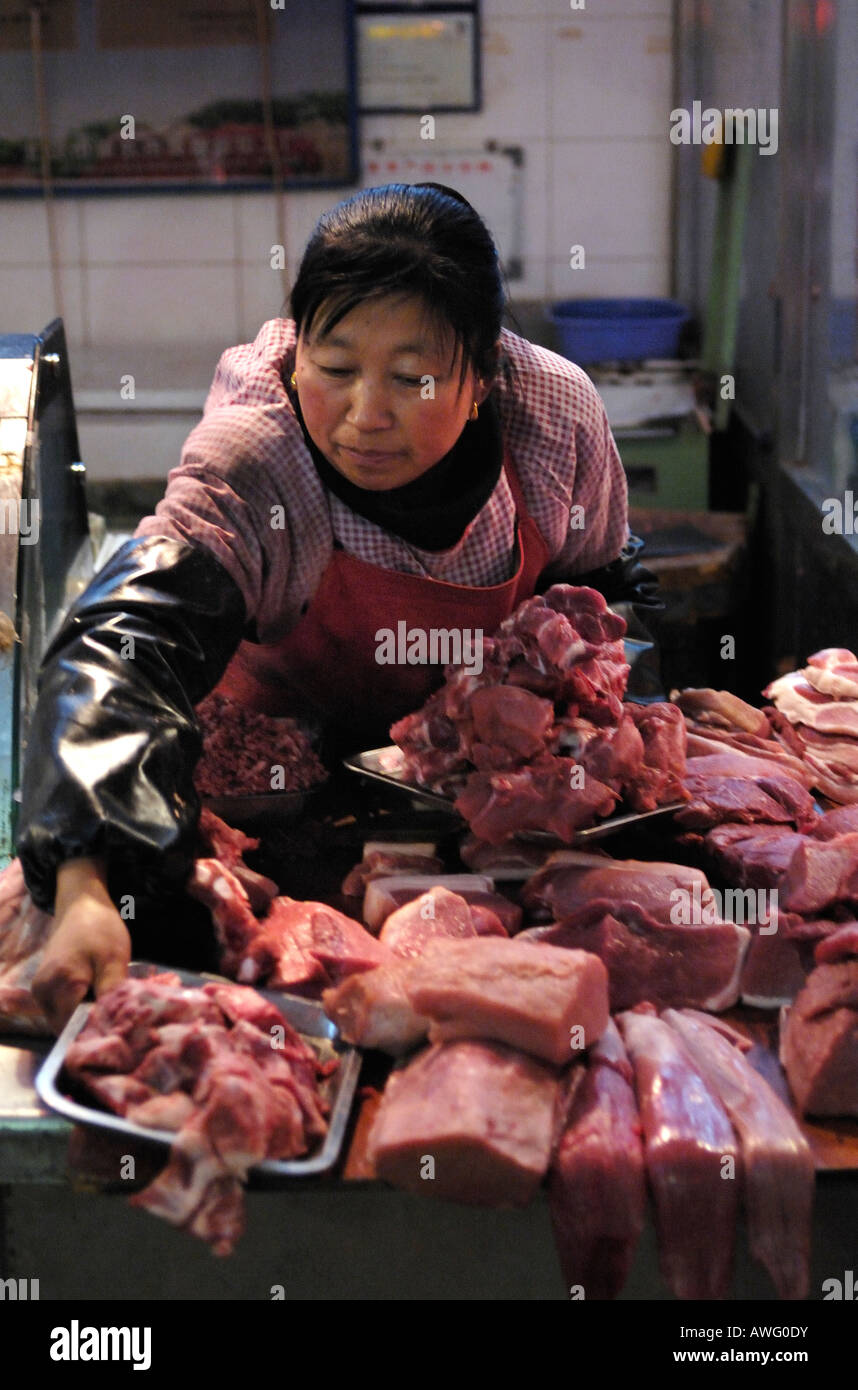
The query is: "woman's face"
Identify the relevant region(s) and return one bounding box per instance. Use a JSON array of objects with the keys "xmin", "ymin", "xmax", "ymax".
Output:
[{"xmin": 294, "ymin": 295, "xmax": 492, "ymax": 491}]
